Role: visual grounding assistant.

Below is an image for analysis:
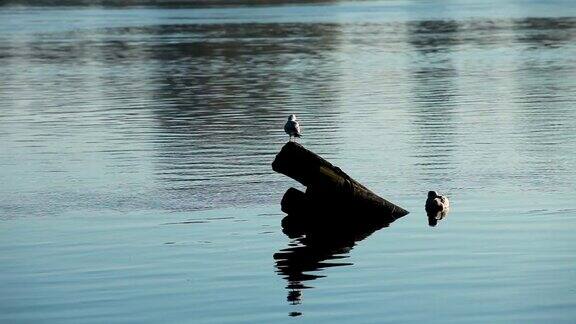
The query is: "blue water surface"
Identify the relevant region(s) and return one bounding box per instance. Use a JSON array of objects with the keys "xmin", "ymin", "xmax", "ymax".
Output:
[{"xmin": 1, "ymin": 0, "xmax": 575, "ymax": 322}]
